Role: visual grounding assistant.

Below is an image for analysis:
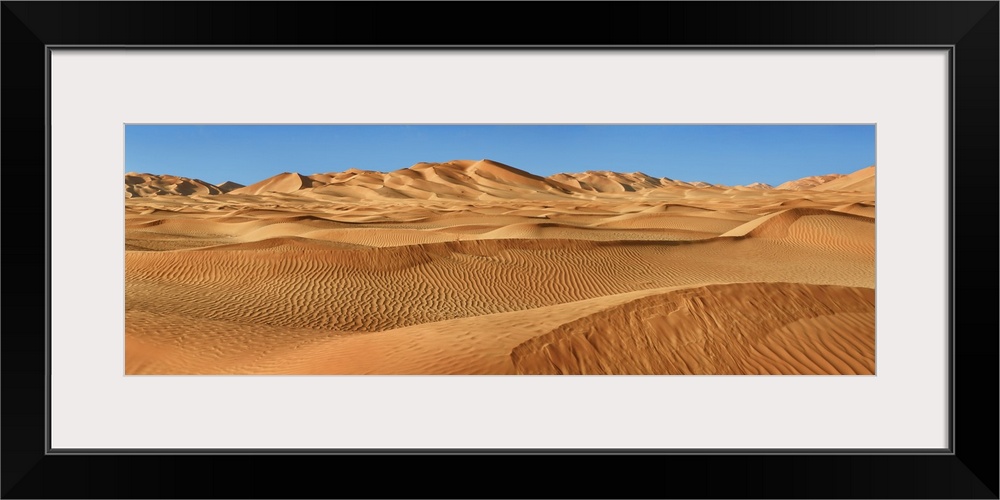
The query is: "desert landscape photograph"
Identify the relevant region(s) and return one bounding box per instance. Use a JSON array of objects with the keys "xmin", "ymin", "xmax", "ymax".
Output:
[{"xmin": 125, "ymin": 125, "xmax": 875, "ymax": 375}]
